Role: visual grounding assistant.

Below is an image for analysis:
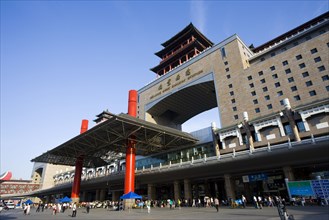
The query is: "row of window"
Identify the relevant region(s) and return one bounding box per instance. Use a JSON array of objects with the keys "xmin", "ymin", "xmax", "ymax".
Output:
[
  {"xmin": 248, "ymin": 51, "xmax": 325, "ymax": 81},
  {"xmin": 255, "ymin": 28, "xmax": 328, "ymax": 63},
  {"xmin": 228, "ymin": 39, "xmax": 329, "ymax": 121},
  {"xmin": 248, "ymin": 75, "xmax": 329, "ymax": 90},
  {"xmin": 232, "ymin": 85, "xmax": 328, "ymax": 120}
]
